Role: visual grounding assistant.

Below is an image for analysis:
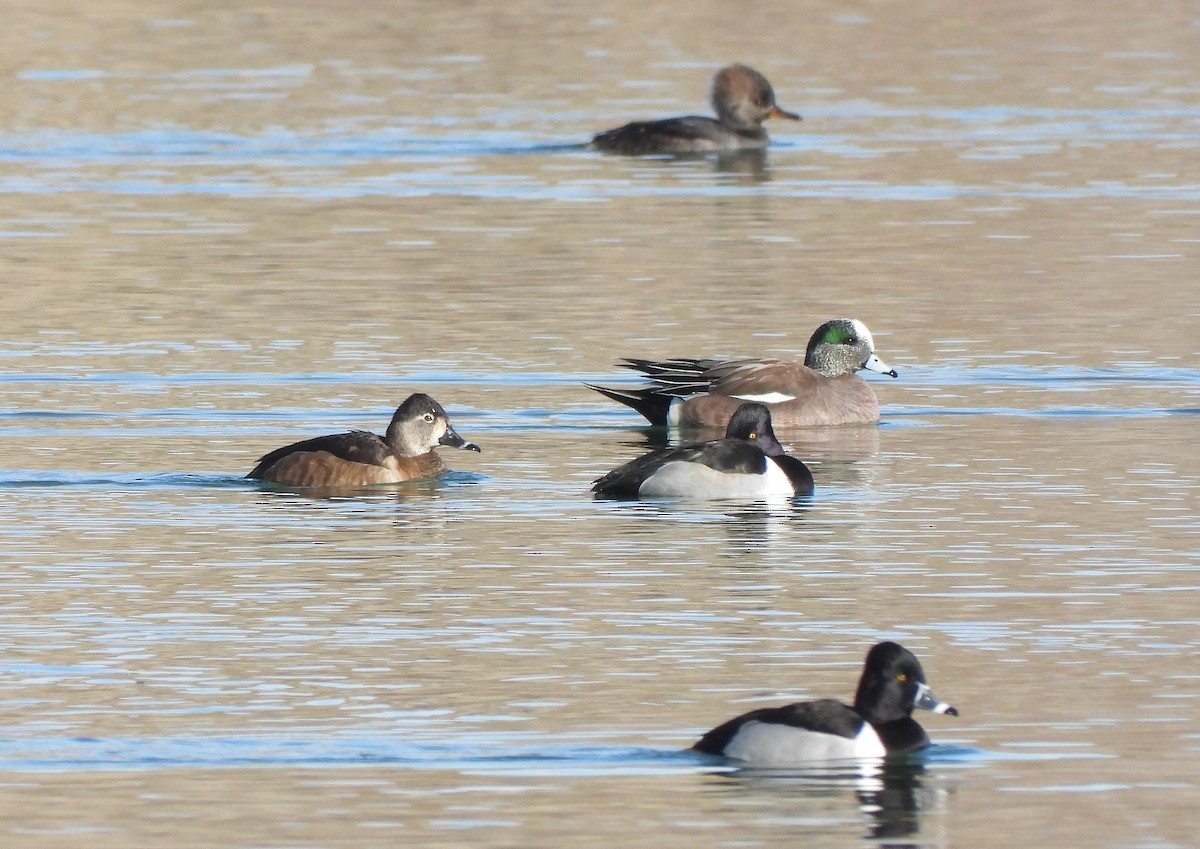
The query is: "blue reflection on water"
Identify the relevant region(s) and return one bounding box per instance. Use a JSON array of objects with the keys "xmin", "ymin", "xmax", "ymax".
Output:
[
  {"xmin": 0, "ymin": 104, "xmax": 1196, "ymax": 201},
  {"xmin": 0, "ymin": 734, "xmax": 1031, "ymax": 774}
]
